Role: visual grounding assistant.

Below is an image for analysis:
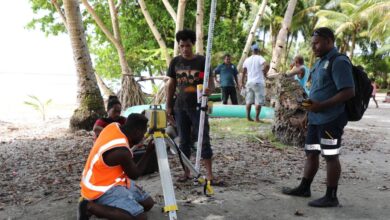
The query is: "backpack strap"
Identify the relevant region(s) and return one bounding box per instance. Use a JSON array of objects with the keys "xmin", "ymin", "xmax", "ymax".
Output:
[{"xmin": 326, "ymin": 52, "xmax": 350, "ymax": 82}]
